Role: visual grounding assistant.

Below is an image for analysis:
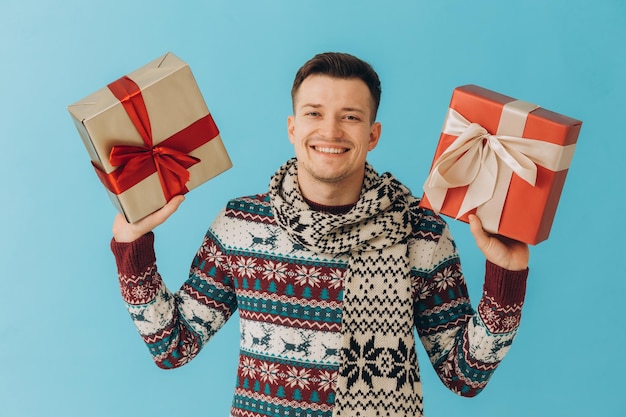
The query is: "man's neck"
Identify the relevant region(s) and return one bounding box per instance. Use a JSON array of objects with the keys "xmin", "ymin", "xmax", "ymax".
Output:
[
  {"xmin": 302, "ymin": 195, "xmax": 355, "ymax": 214},
  {"xmin": 298, "ymin": 183, "xmax": 361, "ymax": 206},
  {"xmin": 297, "ymin": 173, "xmax": 364, "ymax": 206}
]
